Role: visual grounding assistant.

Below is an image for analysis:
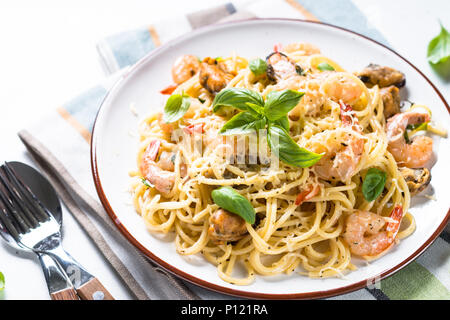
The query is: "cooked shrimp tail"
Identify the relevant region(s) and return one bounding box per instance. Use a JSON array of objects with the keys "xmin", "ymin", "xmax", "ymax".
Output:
[{"xmin": 386, "ymin": 205, "xmax": 403, "ymax": 239}]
